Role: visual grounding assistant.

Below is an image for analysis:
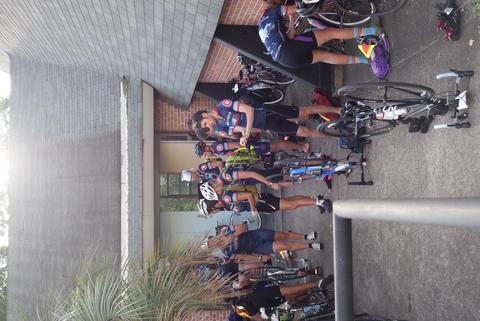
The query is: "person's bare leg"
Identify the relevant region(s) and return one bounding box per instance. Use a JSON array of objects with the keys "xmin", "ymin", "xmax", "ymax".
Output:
[
  {"xmin": 280, "ymin": 282, "xmax": 318, "ymax": 299},
  {"xmin": 297, "ymin": 105, "xmax": 342, "ymax": 119},
  {"xmin": 311, "ymin": 49, "xmax": 352, "ymax": 65},
  {"xmin": 296, "ymin": 126, "xmax": 331, "ymax": 138},
  {"xmin": 313, "ymin": 27, "xmax": 356, "ymax": 46},
  {"xmin": 274, "ymin": 231, "xmax": 305, "ymax": 241},
  {"xmin": 279, "ymin": 196, "xmax": 315, "ymax": 210},
  {"xmin": 270, "ymin": 140, "xmax": 310, "ymax": 153},
  {"xmin": 273, "ymin": 241, "xmax": 309, "ymax": 252}
]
